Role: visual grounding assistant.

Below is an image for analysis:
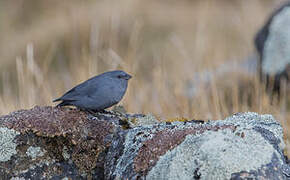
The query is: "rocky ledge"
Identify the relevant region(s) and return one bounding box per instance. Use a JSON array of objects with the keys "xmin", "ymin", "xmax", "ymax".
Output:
[{"xmin": 0, "ymin": 106, "xmax": 289, "ymax": 180}]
